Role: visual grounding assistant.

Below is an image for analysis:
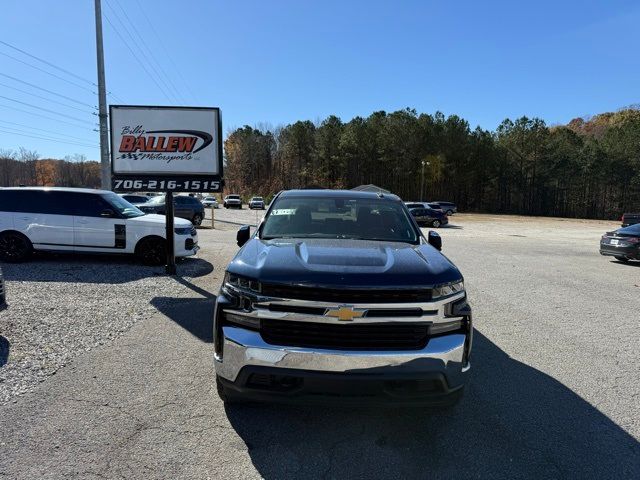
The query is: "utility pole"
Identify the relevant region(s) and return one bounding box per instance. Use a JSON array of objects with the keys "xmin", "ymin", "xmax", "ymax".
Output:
[{"xmin": 94, "ymin": 0, "xmax": 110, "ymax": 190}]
